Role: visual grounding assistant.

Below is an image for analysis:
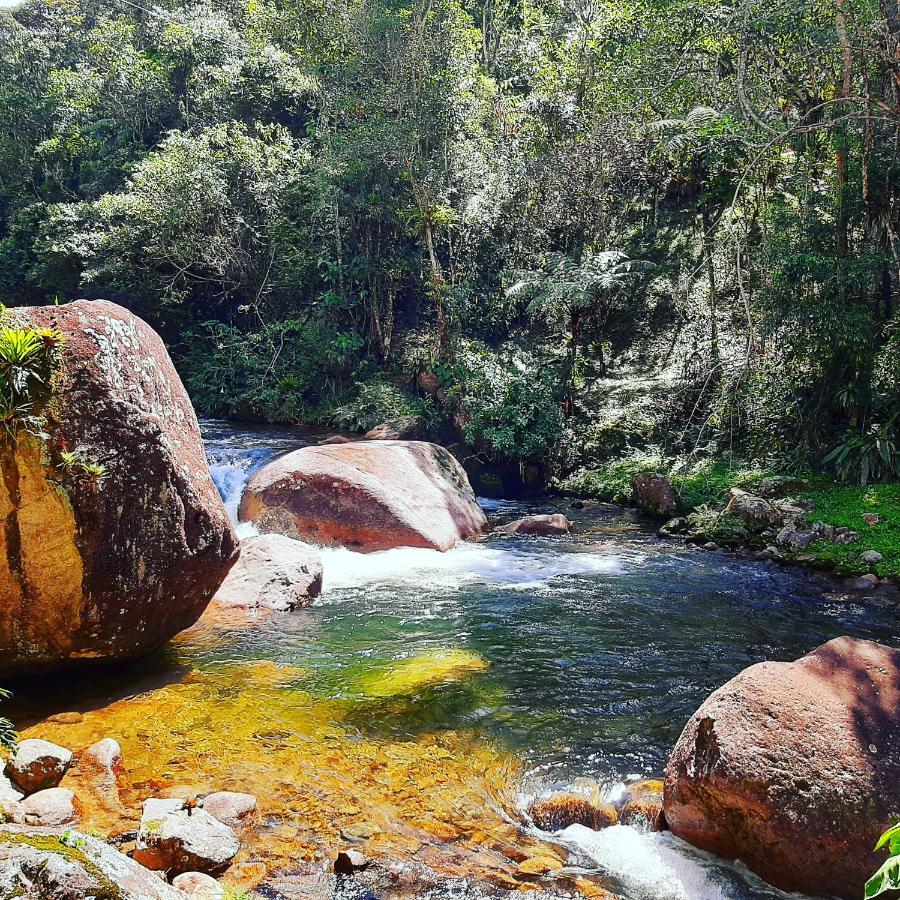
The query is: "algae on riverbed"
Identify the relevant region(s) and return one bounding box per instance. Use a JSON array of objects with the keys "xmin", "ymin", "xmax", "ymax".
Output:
[{"xmin": 23, "ymin": 654, "xmax": 566, "ymax": 893}]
